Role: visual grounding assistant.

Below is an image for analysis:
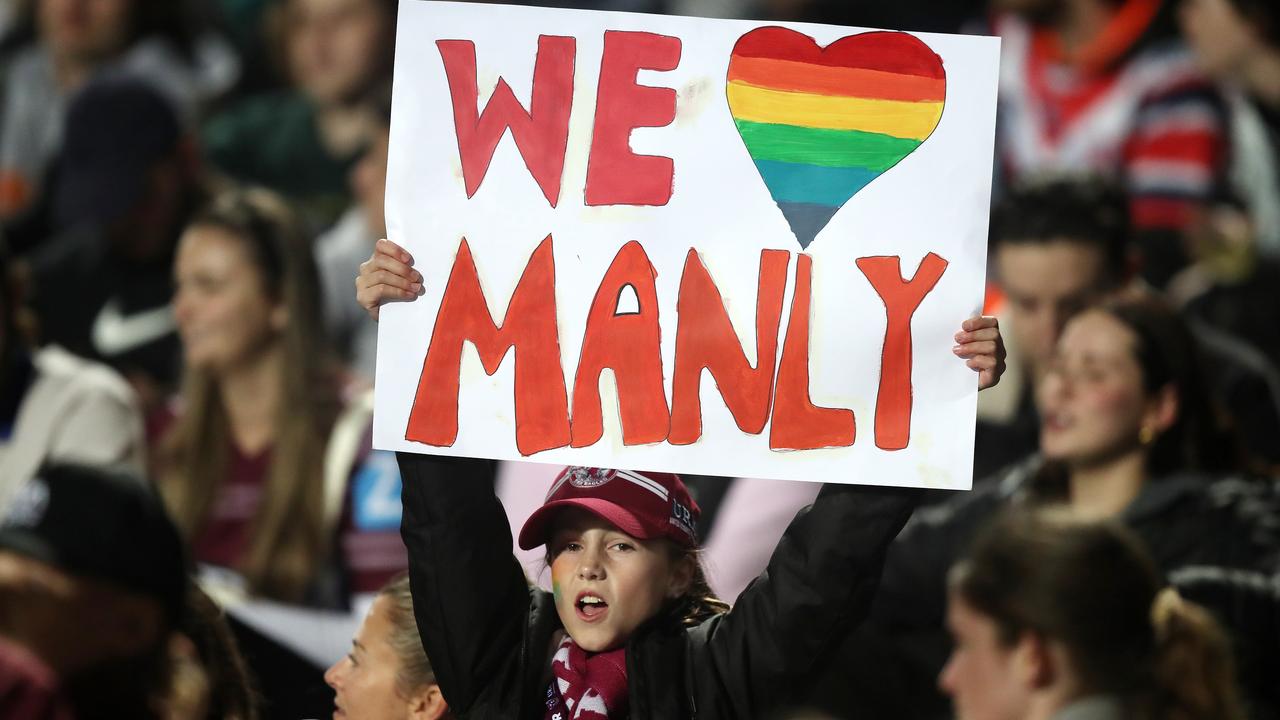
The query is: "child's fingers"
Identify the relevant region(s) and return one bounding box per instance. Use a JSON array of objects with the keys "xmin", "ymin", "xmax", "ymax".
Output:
[
  {"xmin": 961, "ymin": 315, "xmax": 998, "ymax": 333},
  {"xmin": 953, "ymin": 340, "xmax": 997, "ymax": 358},
  {"xmin": 376, "ymin": 237, "xmax": 413, "ymax": 265},
  {"xmin": 356, "ymin": 240, "xmax": 426, "ymax": 322},
  {"xmin": 365, "ymin": 267, "xmax": 420, "ymax": 294},
  {"xmin": 372, "ymin": 283, "xmax": 421, "ymax": 300},
  {"xmin": 953, "ymin": 327, "xmax": 999, "ymax": 344},
  {"xmin": 957, "ymin": 316, "xmax": 1006, "ymax": 391},
  {"xmin": 357, "ymin": 282, "xmax": 418, "ymax": 322},
  {"xmin": 979, "ymin": 366, "xmax": 1001, "ymax": 390},
  {"xmin": 969, "ymin": 352, "xmax": 1007, "ymax": 391},
  {"xmin": 356, "ymin": 272, "xmax": 420, "ymax": 302},
  {"xmin": 362, "ymin": 252, "xmax": 422, "ymax": 285},
  {"xmin": 966, "ymin": 355, "xmax": 996, "ymax": 370},
  {"xmin": 356, "ymin": 261, "xmax": 424, "ymax": 321}
]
